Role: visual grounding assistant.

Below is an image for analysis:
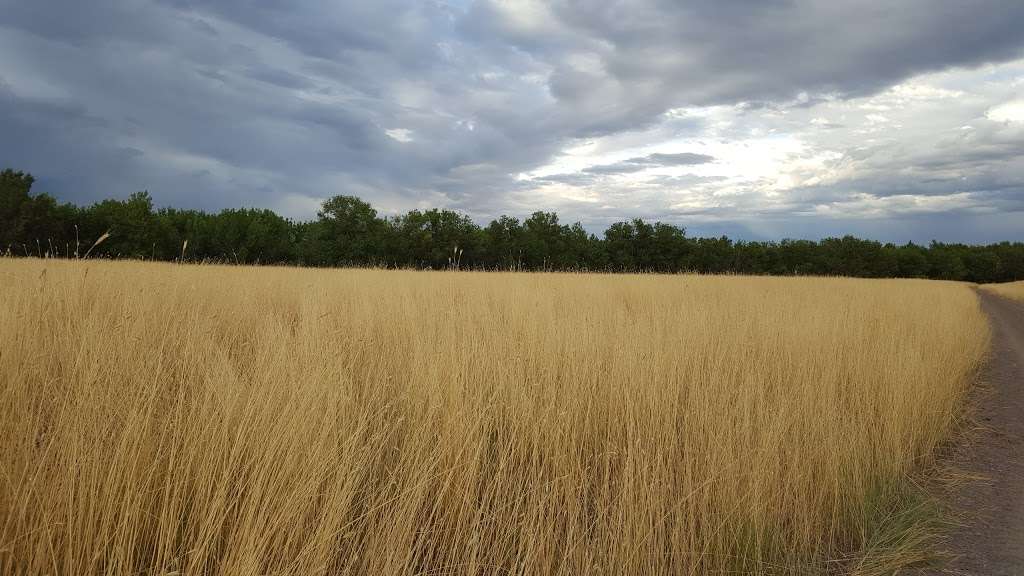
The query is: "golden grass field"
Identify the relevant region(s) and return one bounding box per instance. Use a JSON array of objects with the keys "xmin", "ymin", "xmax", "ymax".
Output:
[
  {"xmin": 981, "ymin": 280, "xmax": 1024, "ymax": 302},
  {"xmin": 0, "ymin": 259, "xmax": 990, "ymax": 575}
]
